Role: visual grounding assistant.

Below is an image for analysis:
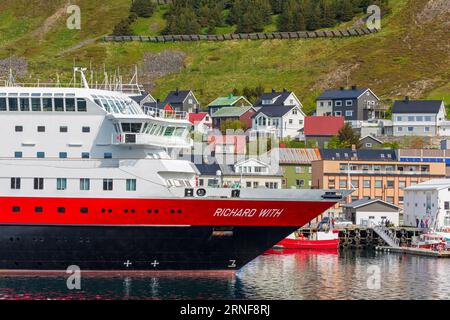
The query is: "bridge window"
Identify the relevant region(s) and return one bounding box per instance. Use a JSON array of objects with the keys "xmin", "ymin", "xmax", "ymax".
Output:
[
  {"xmin": 126, "ymin": 179, "xmax": 137, "ymax": 191},
  {"xmin": 37, "ymin": 152, "xmax": 45, "ymax": 158},
  {"xmin": 0, "ymin": 98, "xmax": 6, "ymax": 111},
  {"xmin": 57, "ymin": 178, "xmax": 67, "ymax": 190},
  {"xmin": 77, "ymin": 98, "xmax": 87, "ymax": 112},
  {"xmin": 54, "ymin": 98, "xmax": 64, "ymax": 111},
  {"xmin": 103, "ymin": 179, "xmax": 113, "ymax": 191},
  {"xmin": 20, "ymin": 98, "xmax": 30, "ymax": 111},
  {"xmin": 11, "ymin": 177, "xmax": 21, "ymax": 190},
  {"xmin": 80, "ymin": 178, "xmax": 90, "ymax": 191},
  {"xmin": 81, "ymin": 152, "xmax": 90, "ymax": 159},
  {"xmin": 8, "ymin": 98, "xmax": 18, "ymax": 111},
  {"xmin": 82, "ymin": 126, "xmax": 90, "ymax": 133},
  {"xmin": 104, "ymin": 152, "xmax": 112, "ymax": 159},
  {"xmin": 15, "ymin": 126, "xmax": 23, "ymax": 132},
  {"xmin": 174, "ymin": 127, "xmax": 185, "ymax": 137},
  {"xmin": 164, "ymin": 127, "xmax": 175, "ymax": 136},
  {"xmin": 60, "ymin": 126, "xmax": 68, "ymax": 133},
  {"xmin": 42, "ymin": 97, "xmax": 53, "ymax": 111},
  {"xmin": 66, "ymin": 98, "xmax": 76, "ymax": 112},
  {"xmin": 31, "ymin": 98, "xmax": 41, "ymax": 111},
  {"xmin": 59, "ymin": 152, "xmax": 68, "ymax": 159},
  {"xmin": 37, "ymin": 126, "xmax": 45, "ymax": 132}
]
